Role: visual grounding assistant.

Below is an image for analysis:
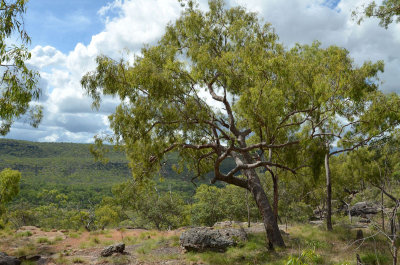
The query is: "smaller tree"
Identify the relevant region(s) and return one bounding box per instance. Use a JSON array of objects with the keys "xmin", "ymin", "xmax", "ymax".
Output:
[
  {"xmin": 0, "ymin": 168, "xmax": 21, "ymax": 216},
  {"xmin": 112, "ymin": 180, "xmax": 187, "ymax": 230},
  {"xmin": 95, "ymin": 204, "xmax": 119, "ymax": 230}
]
